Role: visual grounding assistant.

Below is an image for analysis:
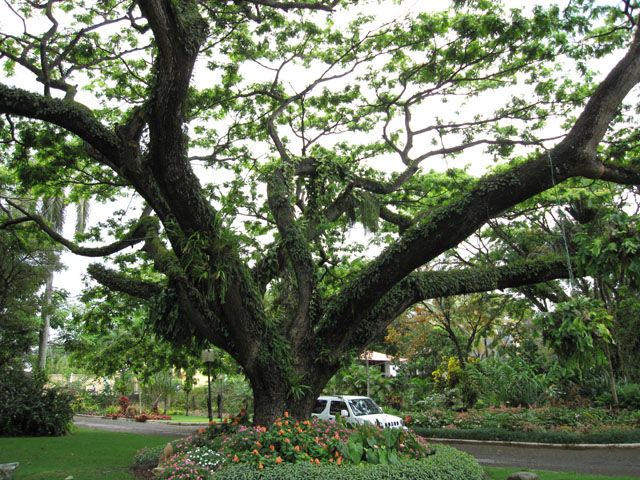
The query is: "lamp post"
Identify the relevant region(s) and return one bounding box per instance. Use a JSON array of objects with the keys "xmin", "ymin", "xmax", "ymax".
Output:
[{"xmin": 201, "ymin": 349, "xmax": 215, "ymax": 423}]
